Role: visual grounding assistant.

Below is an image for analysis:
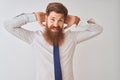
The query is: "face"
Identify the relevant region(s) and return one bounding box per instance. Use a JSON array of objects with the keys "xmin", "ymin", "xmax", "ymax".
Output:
[
  {"xmin": 43, "ymin": 11, "xmax": 65, "ymax": 46},
  {"xmin": 46, "ymin": 11, "xmax": 65, "ymax": 33}
]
